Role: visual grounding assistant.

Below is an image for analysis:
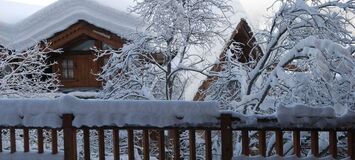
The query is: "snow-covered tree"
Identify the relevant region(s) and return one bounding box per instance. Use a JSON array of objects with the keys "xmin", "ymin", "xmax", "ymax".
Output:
[
  {"xmin": 0, "ymin": 42, "xmax": 61, "ymax": 98},
  {"xmin": 94, "ymin": 0, "xmax": 235, "ymax": 159},
  {"xmin": 205, "ymin": 0, "xmax": 355, "ymax": 114},
  {"xmin": 95, "ymin": 0, "xmax": 233, "ymax": 100}
]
